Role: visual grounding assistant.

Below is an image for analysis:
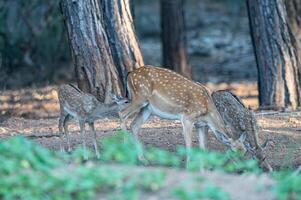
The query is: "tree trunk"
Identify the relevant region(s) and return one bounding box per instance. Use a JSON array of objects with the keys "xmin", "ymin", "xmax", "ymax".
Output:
[
  {"xmin": 60, "ymin": 0, "xmax": 120, "ymax": 102},
  {"xmin": 285, "ymin": 0, "xmax": 301, "ymax": 42},
  {"xmin": 285, "ymin": 0, "xmax": 301, "ymax": 81},
  {"xmin": 160, "ymin": 0, "xmax": 191, "ymax": 78},
  {"xmin": 247, "ymin": 0, "xmax": 301, "ymax": 110},
  {"xmin": 102, "ymin": 0, "xmax": 144, "ymax": 93},
  {"xmin": 60, "ymin": 0, "xmax": 143, "ymax": 102}
]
